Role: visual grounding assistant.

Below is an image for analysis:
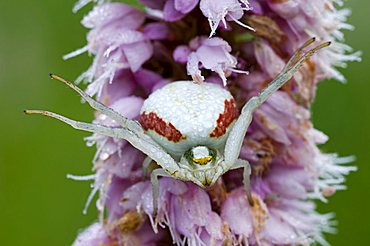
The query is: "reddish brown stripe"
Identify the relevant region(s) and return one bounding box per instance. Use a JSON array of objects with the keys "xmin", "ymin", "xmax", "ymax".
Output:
[
  {"xmin": 210, "ymin": 99, "xmax": 239, "ymax": 138},
  {"xmin": 139, "ymin": 112, "xmax": 185, "ymax": 142}
]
